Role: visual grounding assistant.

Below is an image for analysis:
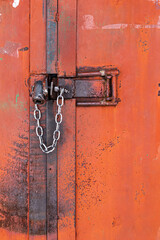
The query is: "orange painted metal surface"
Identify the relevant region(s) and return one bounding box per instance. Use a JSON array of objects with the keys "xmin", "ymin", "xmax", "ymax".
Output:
[
  {"xmin": 76, "ymin": 1, "xmax": 160, "ymax": 239},
  {"xmin": 58, "ymin": 99, "xmax": 76, "ymax": 240},
  {"xmin": 0, "ymin": 0, "xmax": 160, "ymax": 240},
  {"xmin": 58, "ymin": 0, "xmax": 76, "ymax": 76},
  {"xmin": 30, "ymin": 0, "xmax": 46, "ymax": 74},
  {"xmin": 0, "ymin": 0, "xmax": 29, "ymax": 239}
]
